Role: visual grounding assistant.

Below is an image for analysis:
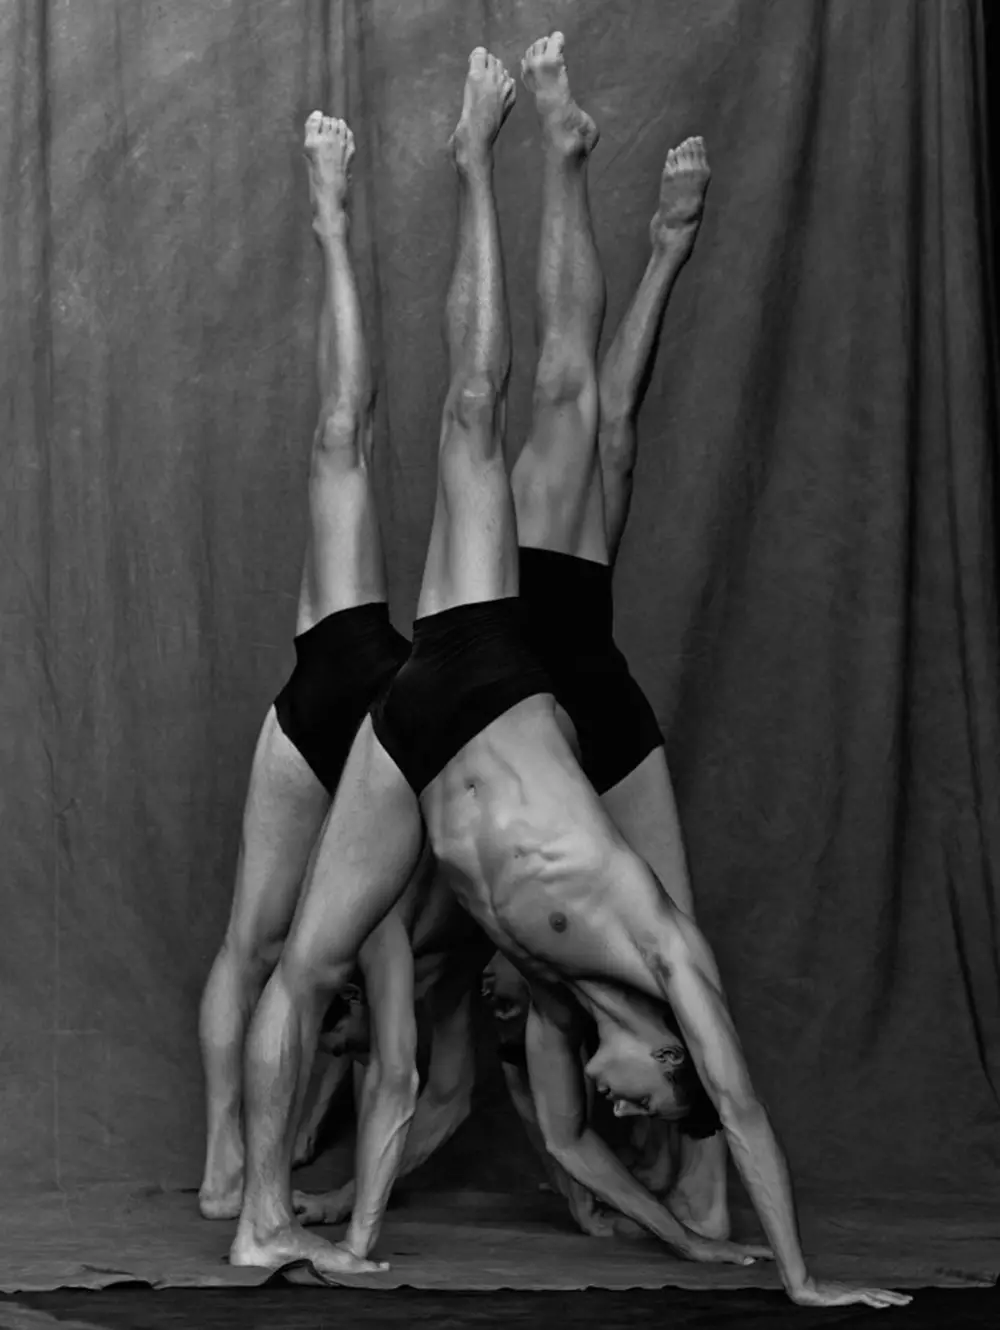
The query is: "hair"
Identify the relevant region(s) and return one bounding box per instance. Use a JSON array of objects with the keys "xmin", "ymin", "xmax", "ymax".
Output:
[
  {"xmin": 320, "ymin": 980, "xmax": 364, "ymax": 1034},
  {"xmin": 652, "ymin": 1043, "xmax": 722, "ymax": 1139}
]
